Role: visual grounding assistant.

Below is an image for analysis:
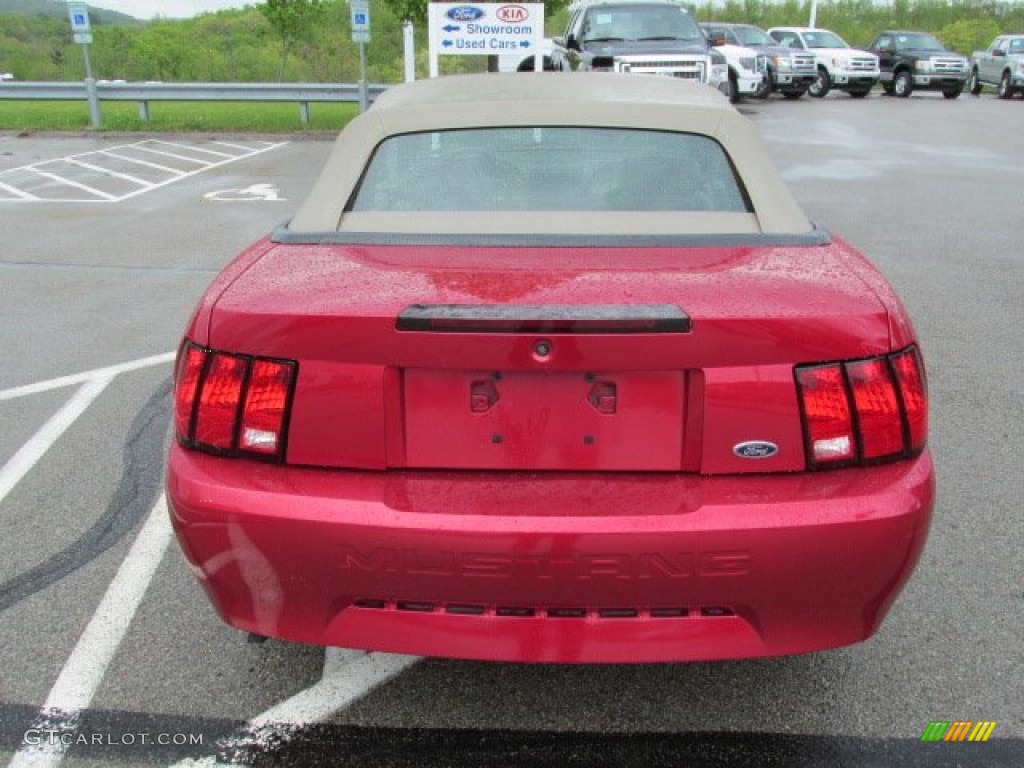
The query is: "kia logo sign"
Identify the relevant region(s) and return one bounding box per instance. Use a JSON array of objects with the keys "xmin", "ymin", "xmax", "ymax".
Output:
[
  {"xmin": 496, "ymin": 5, "xmax": 529, "ymax": 22},
  {"xmin": 446, "ymin": 6, "xmax": 485, "ymax": 21}
]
